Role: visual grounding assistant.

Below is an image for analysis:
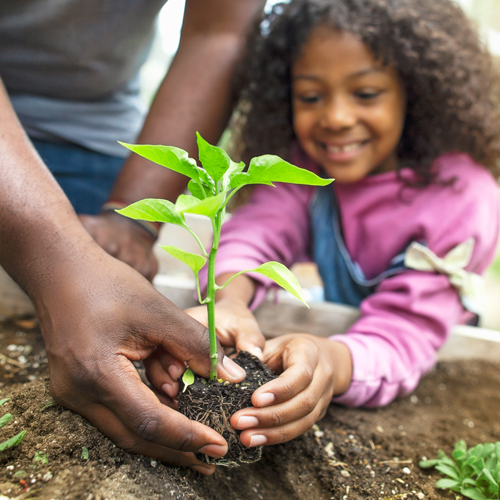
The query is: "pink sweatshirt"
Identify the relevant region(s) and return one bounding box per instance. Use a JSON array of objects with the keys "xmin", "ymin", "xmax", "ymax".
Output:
[{"xmin": 209, "ymin": 150, "xmax": 499, "ymax": 407}]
